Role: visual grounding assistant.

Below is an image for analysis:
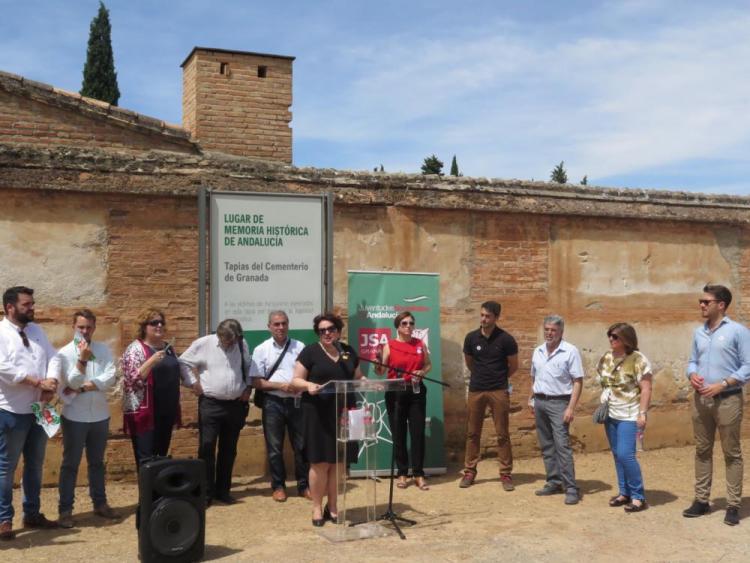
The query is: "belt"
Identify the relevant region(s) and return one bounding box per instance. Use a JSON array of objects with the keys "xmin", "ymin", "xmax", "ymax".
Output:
[
  {"xmin": 265, "ymin": 394, "xmax": 296, "ymax": 403},
  {"xmin": 534, "ymin": 393, "xmax": 572, "ymax": 401},
  {"xmin": 200, "ymin": 395, "xmax": 245, "ymax": 404},
  {"xmin": 716, "ymin": 388, "xmax": 742, "ymax": 399}
]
